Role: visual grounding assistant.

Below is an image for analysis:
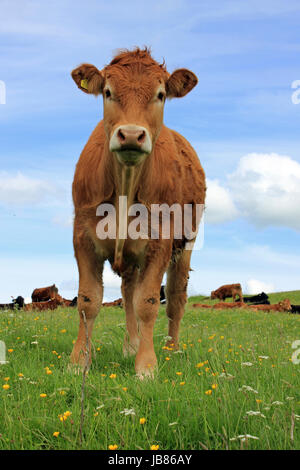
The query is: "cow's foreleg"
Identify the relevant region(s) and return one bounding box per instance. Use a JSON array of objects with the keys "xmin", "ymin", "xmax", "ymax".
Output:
[
  {"xmin": 165, "ymin": 249, "xmax": 192, "ymax": 350},
  {"xmin": 121, "ymin": 265, "xmax": 139, "ymax": 357},
  {"xmin": 70, "ymin": 236, "xmax": 103, "ymax": 369},
  {"xmin": 133, "ymin": 243, "xmax": 170, "ymax": 378}
]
